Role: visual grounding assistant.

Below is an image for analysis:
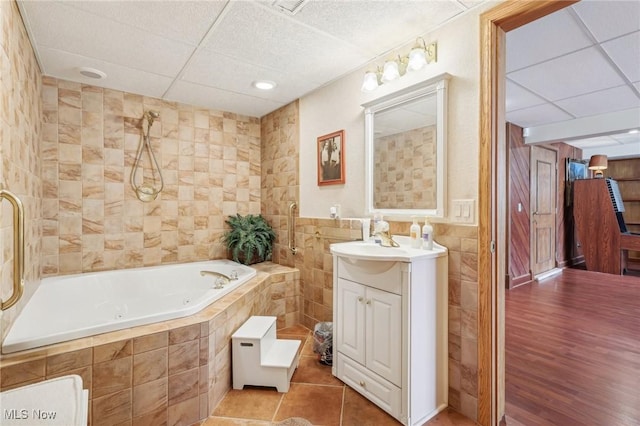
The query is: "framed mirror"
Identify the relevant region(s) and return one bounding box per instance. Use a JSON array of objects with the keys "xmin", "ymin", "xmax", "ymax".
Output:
[{"xmin": 363, "ymin": 73, "xmax": 449, "ymax": 218}]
